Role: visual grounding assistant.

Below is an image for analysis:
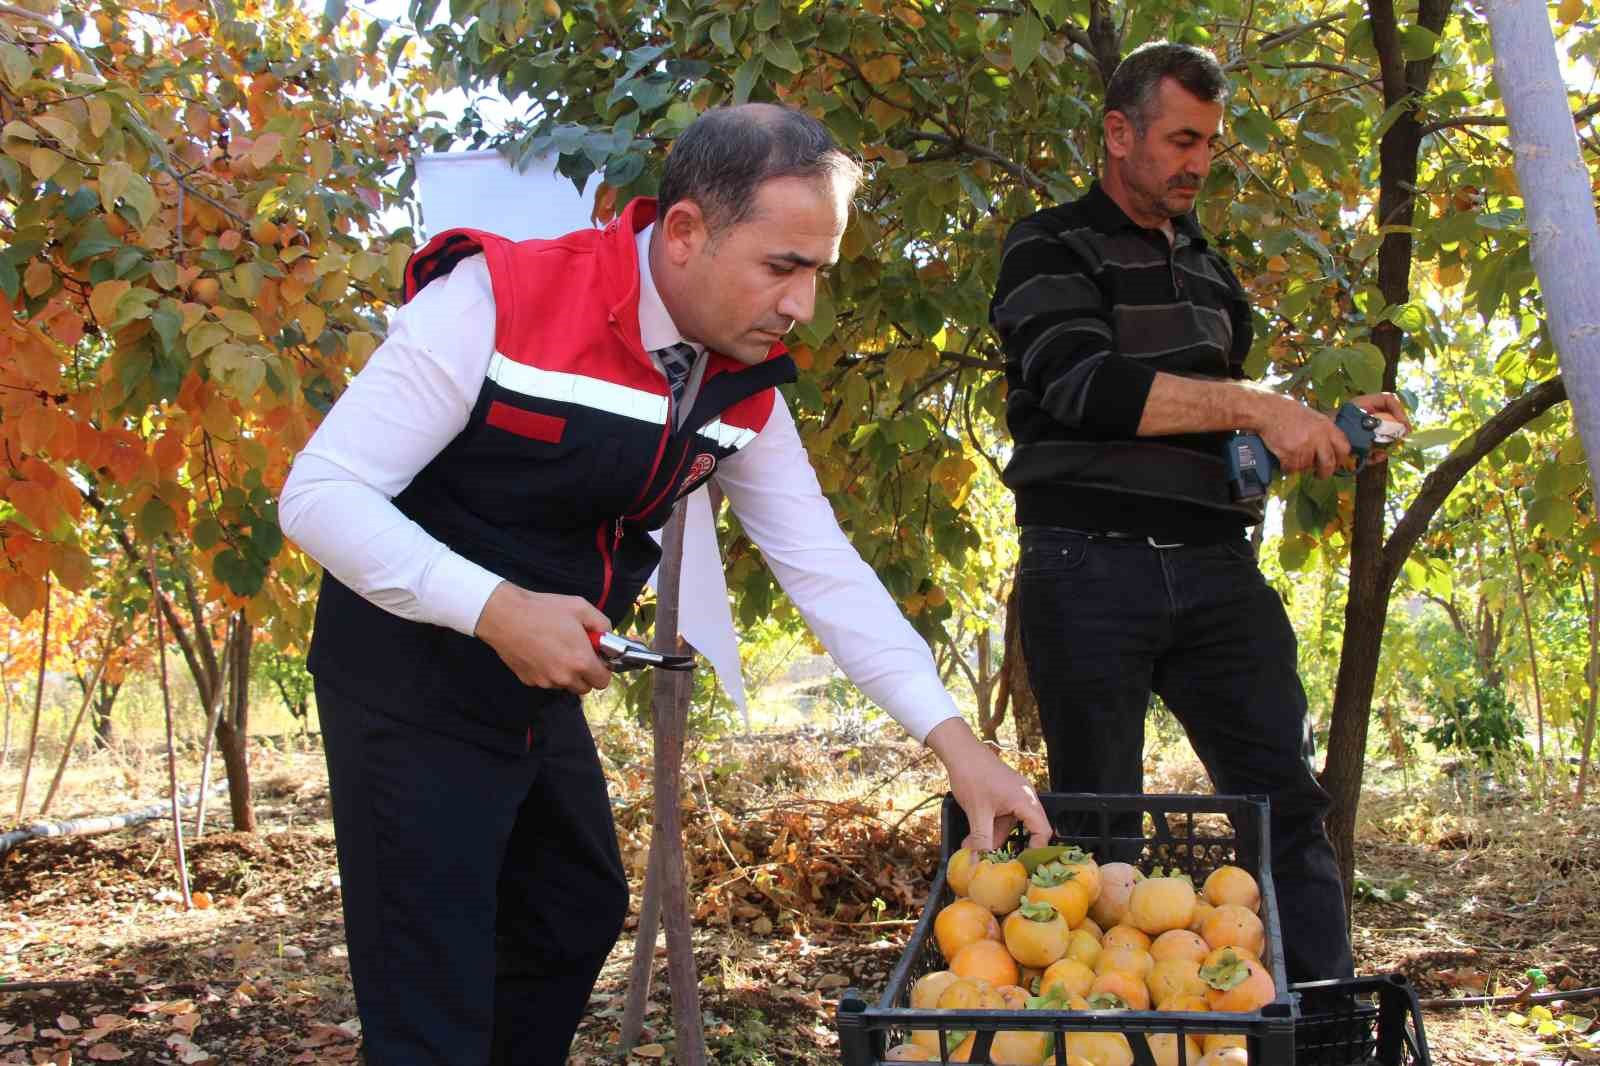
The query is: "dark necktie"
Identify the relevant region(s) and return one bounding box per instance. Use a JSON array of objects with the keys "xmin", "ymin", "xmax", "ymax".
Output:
[{"xmin": 654, "ymin": 341, "xmax": 696, "ymax": 409}]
